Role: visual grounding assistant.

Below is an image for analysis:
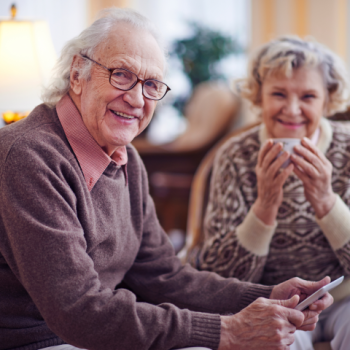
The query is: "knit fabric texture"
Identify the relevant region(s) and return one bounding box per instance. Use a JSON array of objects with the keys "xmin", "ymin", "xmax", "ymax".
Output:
[
  {"xmin": 196, "ymin": 119, "xmax": 350, "ymax": 287},
  {"xmin": 0, "ymin": 103, "xmax": 273, "ymax": 350}
]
